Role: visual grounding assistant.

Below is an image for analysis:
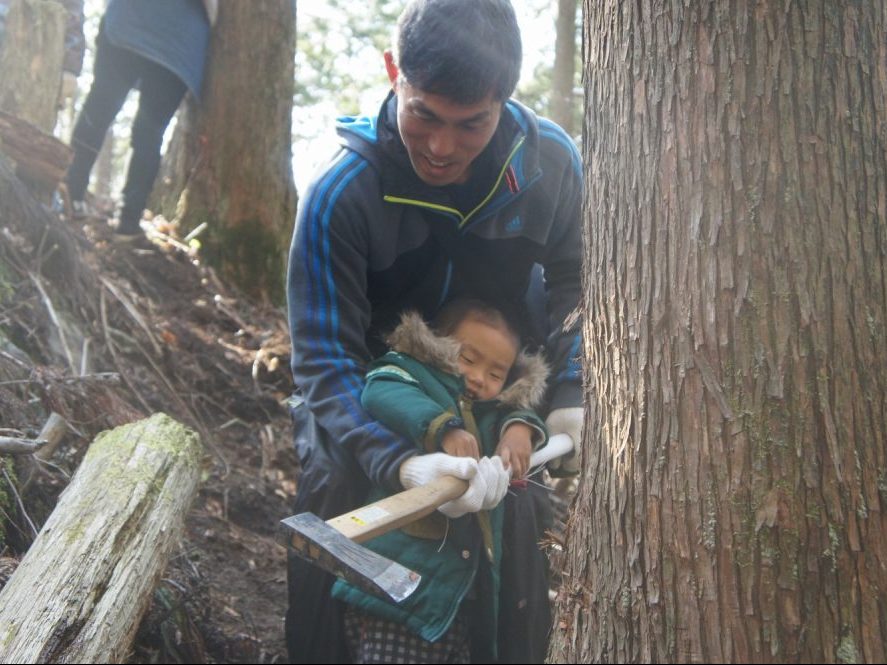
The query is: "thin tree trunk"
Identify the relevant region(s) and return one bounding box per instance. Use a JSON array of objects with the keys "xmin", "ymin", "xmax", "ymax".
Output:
[
  {"xmin": 0, "ymin": 414, "xmax": 201, "ymax": 664},
  {"xmin": 551, "ymin": 0, "xmax": 578, "ymax": 136},
  {"xmin": 550, "ymin": 1, "xmax": 887, "ymax": 662}
]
